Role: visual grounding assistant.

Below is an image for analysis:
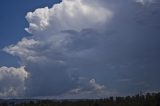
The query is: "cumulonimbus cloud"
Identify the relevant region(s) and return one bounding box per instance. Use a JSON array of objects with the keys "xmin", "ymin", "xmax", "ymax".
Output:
[
  {"xmin": 3, "ymin": 0, "xmax": 112, "ymax": 63},
  {"xmin": 3, "ymin": 0, "xmax": 113, "ymax": 97},
  {"xmin": 2, "ymin": 0, "xmax": 160, "ymax": 98}
]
